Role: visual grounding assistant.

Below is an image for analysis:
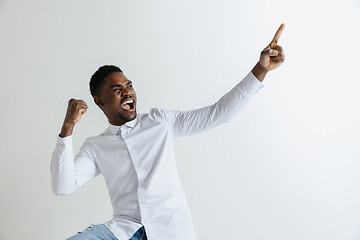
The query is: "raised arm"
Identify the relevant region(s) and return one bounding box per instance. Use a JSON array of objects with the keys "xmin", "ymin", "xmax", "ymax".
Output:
[
  {"xmin": 162, "ymin": 24, "xmax": 286, "ymax": 138},
  {"xmin": 50, "ymin": 99, "xmax": 100, "ymax": 195}
]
